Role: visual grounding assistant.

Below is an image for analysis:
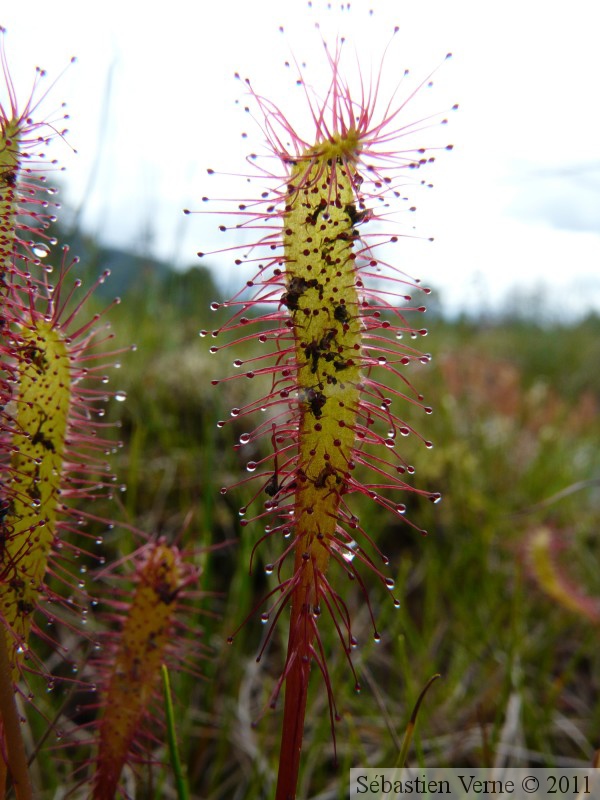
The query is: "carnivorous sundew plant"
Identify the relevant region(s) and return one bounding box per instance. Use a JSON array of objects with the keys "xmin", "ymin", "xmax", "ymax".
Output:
[
  {"xmin": 1, "ymin": 30, "xmax": 208, "ymax": 798},
  {"xmin": 87, "ymin": 537, "xmax": 201, "ymax": 800},
  {"xmin": 197, "ymin": 26, "xmax": 455, "ymax": 800},
  {"xmin": 0, "ymin": 28, "xmax": 137, "ymax": 798}
]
